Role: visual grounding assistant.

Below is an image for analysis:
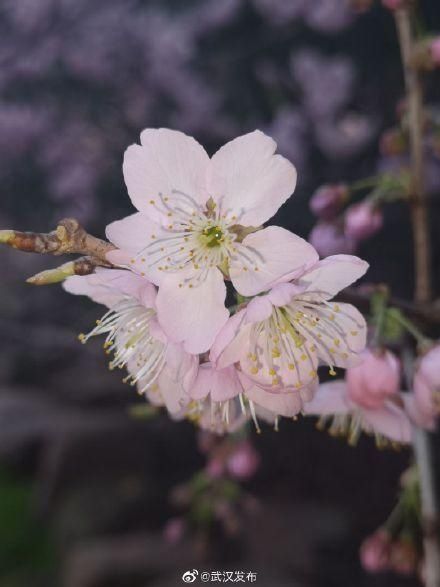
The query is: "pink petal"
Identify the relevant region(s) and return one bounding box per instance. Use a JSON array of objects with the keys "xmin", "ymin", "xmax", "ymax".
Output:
[
  {"xmin": 298, "ymin": 255, "xmax": 369, "ymax": 301},
  {"xmin": 63, "ymin": 268, "xmax": 156, "ymax": 308},
  {"xmin": 361, "ymin": 400, "xmax": 412, "ymax": 444},
  {"xmin": 295, "ymin": 301, "xmax": 367, "ymax": 369},
  {"xmin": 245, "ymin": 296, "xmax": 273, "ymax": 322},
  {"xmin": 209, "ymin": 309, "xmax": 250, "ymax": 367},
  {"xmin": 267, "ymin": 282, "xmax": 303, "ymax": 307},
  {"xmin": 302, "ymin": 380, "xmax": 350, "ymax": 415},
  {"xmin": 207, "ymin": 130, "xmax": 297, "ymax": 227},
  {"xmin": 155, "ymin": 267, "xmax": 229, "ymax": 354},
  {"xmin": 191, "ymin": 363, "xmax": 242, "ymax": 402},
  {"xmin": 230, "ymin": 226, "xmax": 318, "ymax": 296},
  {"xmin": 245, "ymin": 385, "xmax": 303, "ymax": 417},
  {"xmin": 123, "ymin": 128, "xmax": 210, "ymax": 223},
  {"xmin": 106, "ymin": 213, "xmax": 166, "ymax": 285},
  {"xmin": 155, "ymin": 343, "xmax": 198, "ymax": 414}
]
